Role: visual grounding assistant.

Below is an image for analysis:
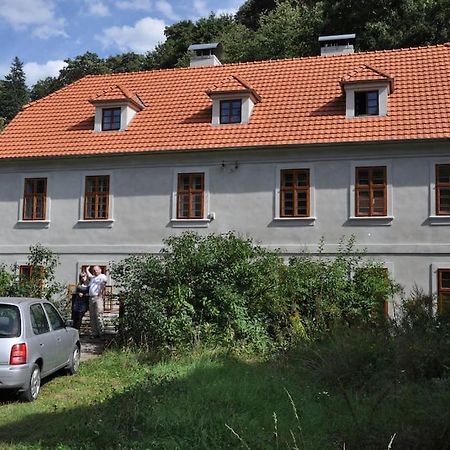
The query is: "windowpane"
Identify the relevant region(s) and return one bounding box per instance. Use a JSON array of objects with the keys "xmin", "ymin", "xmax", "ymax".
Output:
[
  {"xmin": 280, "ymin": 169, "xmax": 310, "ymax": 217},
  {"xmin": 356, "ymin": 167, "xmax": 386, "ymax": 216},
  {"xmin": 43, "ymin": 303, "xmax": 65, "ymax": 331},
  {"xmin": 437, "ymin": 165, "xmax": 450, "ymax": 184},
  {"xmin": 102, "ymin": 108, "xmax": 121, "ymax": 131},
  {"xmin": 438, "ymin": 270, "xmax": 450, "ymax": 318},
  {"xmin": 176, "ymin": 173, "xmax": 205, "ymax": 219},
  {"xmin": 23, "ymin": 178, "xmax": 47, "ymax": 220},
  {"xmin": 84, "ymin": 176, "xmax": 109, "ymax": 220},
  {"xmin": 441, "ymin": 271, "xmax": 450, "ymax": 289},
  {"xmin": 355, "ymin": 91, "xmax": 379, "ymax": 116},
  {"xmin": 30, "ymin": 304, "xmax": 50, "ymax": 335},
  {"xmin": 220, "ymin": 100, "xmax": 242, "ymax": 124},
  {"xmin": 436, "ymin": 165, "xmax": 450, "ymax": 215}
]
